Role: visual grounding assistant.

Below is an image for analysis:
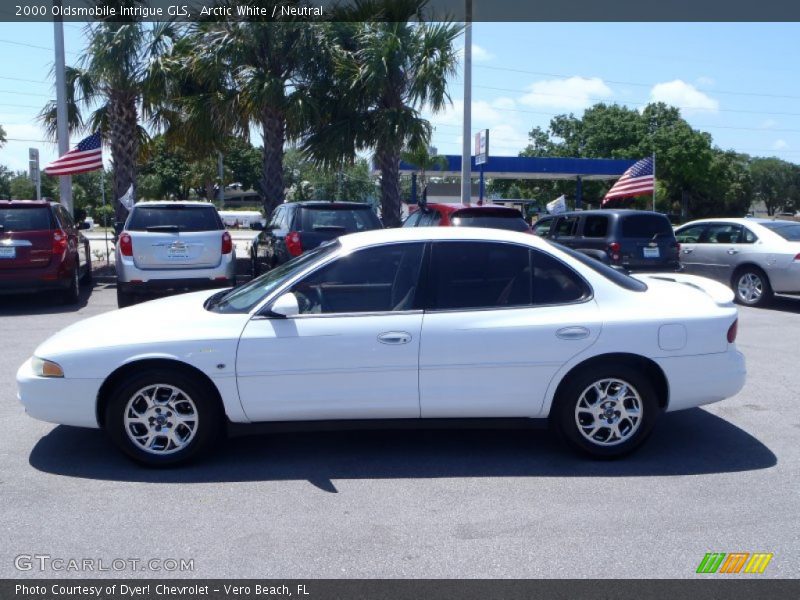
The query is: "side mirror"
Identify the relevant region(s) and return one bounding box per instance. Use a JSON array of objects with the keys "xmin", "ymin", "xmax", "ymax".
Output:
[
  {"xmin": 268, "ymin": 292, "xmax": 299, "ymax": 318},
  {"xmin": 113, "ymin": 221, "xmax": 125, "ymax": 235},
  {"xmin": 250, "ymin": 221, "xmax": 265, "ymax": 231}
]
